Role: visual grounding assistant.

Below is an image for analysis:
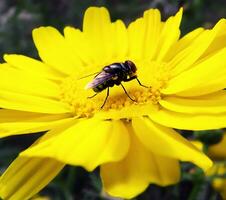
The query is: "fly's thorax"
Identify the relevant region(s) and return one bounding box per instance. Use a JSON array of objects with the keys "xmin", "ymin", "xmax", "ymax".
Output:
[{"xmin": 103, "ymin": 63, "xmax": 123, "ymax": 73}]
